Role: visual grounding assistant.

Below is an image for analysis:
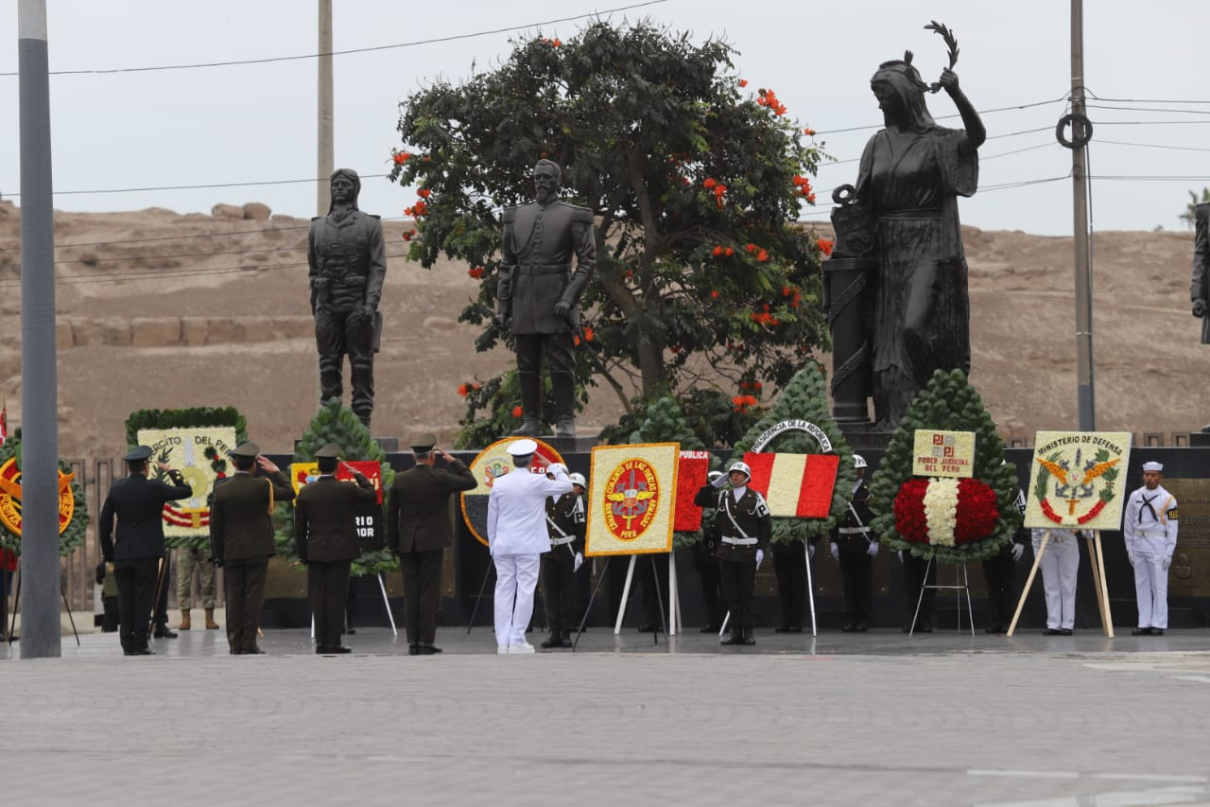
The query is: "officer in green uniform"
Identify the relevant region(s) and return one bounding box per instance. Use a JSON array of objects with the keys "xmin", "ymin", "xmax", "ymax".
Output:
[
  {"xmin": 209, "ymin": 441, "xmax": 295, "ymax": 655},
  {"xmin": 695, "ymin": 461, "xmax": 772, "ymax": 646},
  {"xmin": 295, "ymin": 443, "xmax": 377, "ymax": 654},
  {"xmin": 540, "ymin": 471, "xmax": 586, "ymax": 649}
]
